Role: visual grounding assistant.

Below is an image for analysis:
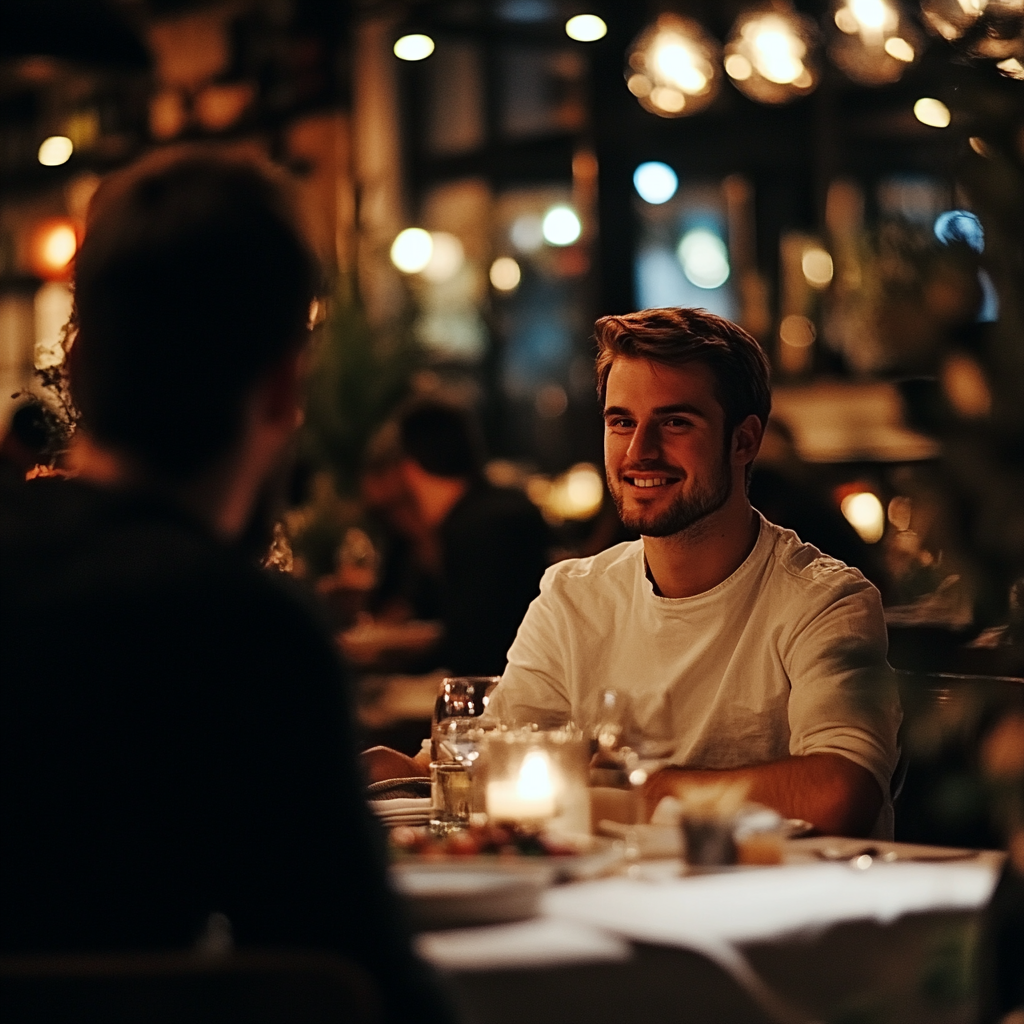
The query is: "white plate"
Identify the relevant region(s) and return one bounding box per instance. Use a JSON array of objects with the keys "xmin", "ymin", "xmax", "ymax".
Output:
[{"xmin": 390, "ymin": 861, "xmax": 551, "ymax": 930}]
